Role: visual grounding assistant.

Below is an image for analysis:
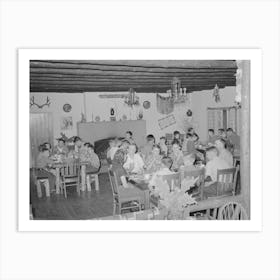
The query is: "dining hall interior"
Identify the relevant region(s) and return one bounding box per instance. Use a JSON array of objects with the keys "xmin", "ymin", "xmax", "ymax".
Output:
[{"xmin": 29, "ymin": 59, "xmax": 250, "ymax": 220}]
